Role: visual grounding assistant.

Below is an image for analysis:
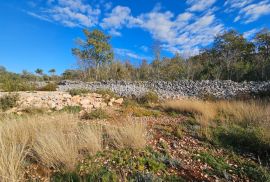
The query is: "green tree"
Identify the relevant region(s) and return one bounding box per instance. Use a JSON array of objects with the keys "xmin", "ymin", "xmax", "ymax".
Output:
[
  {"xmin": 49, "ymin": 69, "xmax": 56, "ymax": 76},
  {"xmin": 255, "ymin": 29, "xmax": 270, "ymax": 80},
  {"xmin": 72, "ymin": 29, "xmax": 114, "ymax": 80},
  {"xmin": 212, "ymin": 30, "xmax": 254, "ymax": 81},
  {"xmin": 35, "ymin": 68, "xmax": 43, "ymax": 76}
]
